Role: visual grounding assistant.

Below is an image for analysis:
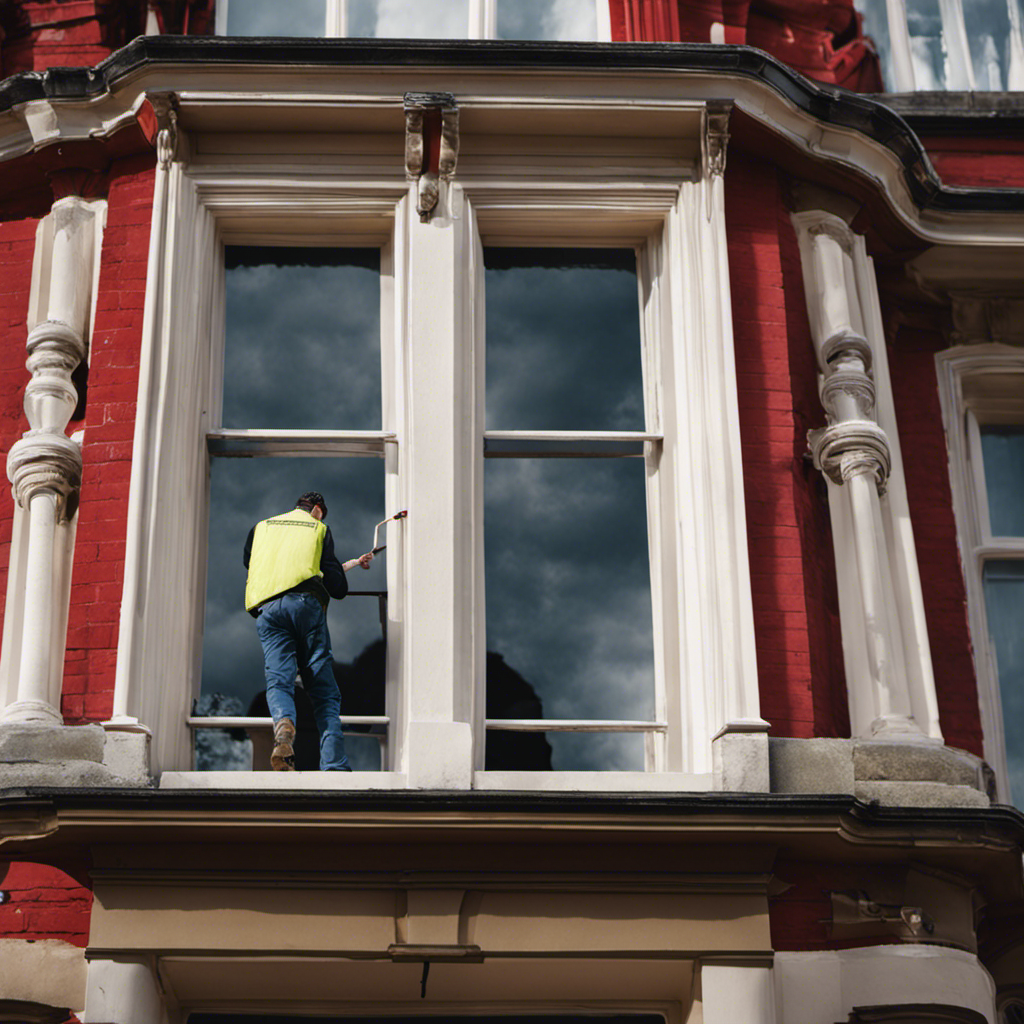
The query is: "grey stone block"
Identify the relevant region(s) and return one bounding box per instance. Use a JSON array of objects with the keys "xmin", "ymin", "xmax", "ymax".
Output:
[
  {"xmin": 769, "ymin": 737, "xmax": 855, "ymax": 794},
  {"xmin": 0, "ymin": 722, "xmax": 104, "ymax": 764},
  {"xmin": 101, "ymin": 729, "xmax": 152, "ymax": 786},
  {"xmin": 0, "ymin": 759, "xmax": 120, "ymax": 789},
  {"xmin": 714, "ymin": 730, "xmax": 770, "ymax": 792},
  {"xmin": 854, "ymin": 740, "xmax": 985, "ymax": 788},
  {"xmin": 854, "ymin": 780, "xmax": 991, "ymax": 808}
]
